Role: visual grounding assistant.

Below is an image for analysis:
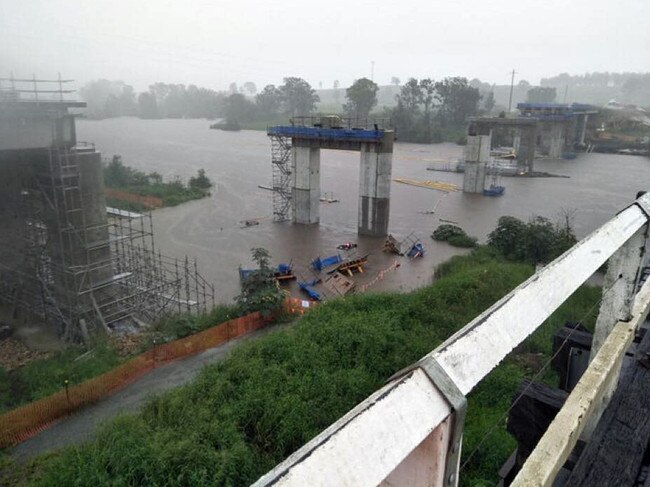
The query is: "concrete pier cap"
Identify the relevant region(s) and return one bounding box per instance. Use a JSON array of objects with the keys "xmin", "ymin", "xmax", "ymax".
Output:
[{"xmin": 275, "ymin": 120, "xmax": 394, "ymax": 237}]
